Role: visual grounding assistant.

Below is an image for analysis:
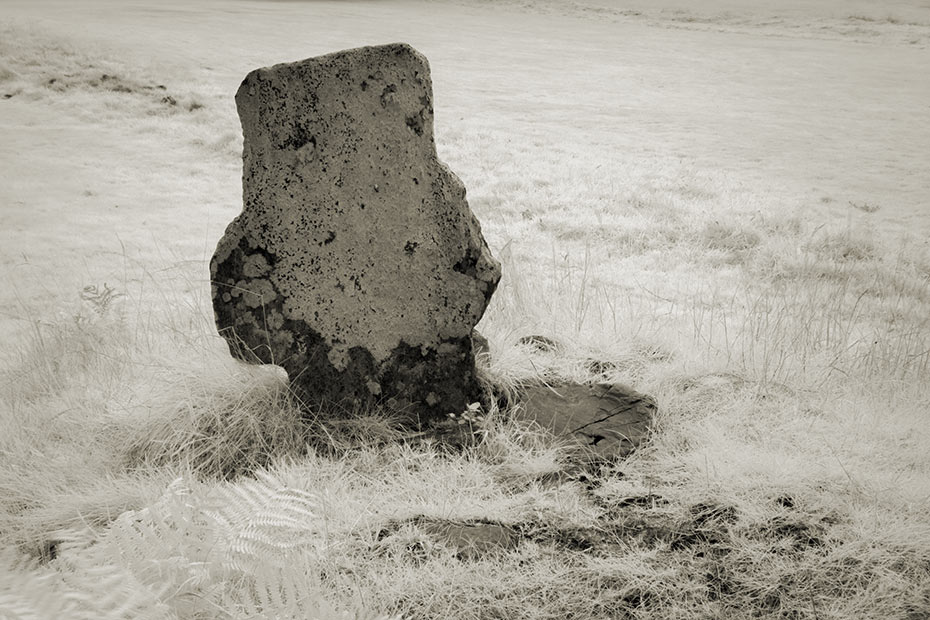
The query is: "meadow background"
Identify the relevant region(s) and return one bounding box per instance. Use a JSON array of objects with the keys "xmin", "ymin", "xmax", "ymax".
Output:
[{"xmin": 1, "ymin": 0, "xmax": 929, "ymax": 618}]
